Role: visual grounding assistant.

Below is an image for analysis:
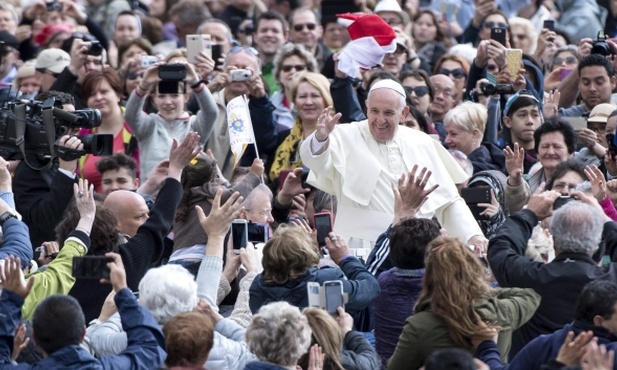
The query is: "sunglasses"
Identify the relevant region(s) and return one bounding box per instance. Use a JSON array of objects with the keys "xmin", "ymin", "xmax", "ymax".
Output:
[
  {"xmin": 229, "ymin": 45, "xmax": 259, "ymax": 57},
  {"xmin": 35, "ymin": 68, "xmax": 61, "ymax": 78},
  {"xmin": 281, "ymin": 64, "xmax": 306, "ymax": 73},
  {"xmin": 483, "ymin": 21, "xmax": 508, "ymax": 29},
  {"xmin": 486, "ymin": 64, "xmax": 498, "ymax": 72},
  {"xmin": 293, "ymin": 23, "xmax": 316, "ymax": 32},
  {"xmin": 127, "ymin": 71, "xmax": 145, "ymax": 80},
  {"xmin": 404, "ymin": 86, "xmax": 430, "ymax": 97},
  {"xmin": 553, "ymin": 56, "xmax": 577, "ymax": 65},
  {"xmin": 437, "ymin": 67, "xmax": 467, "ymax": 79}
]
